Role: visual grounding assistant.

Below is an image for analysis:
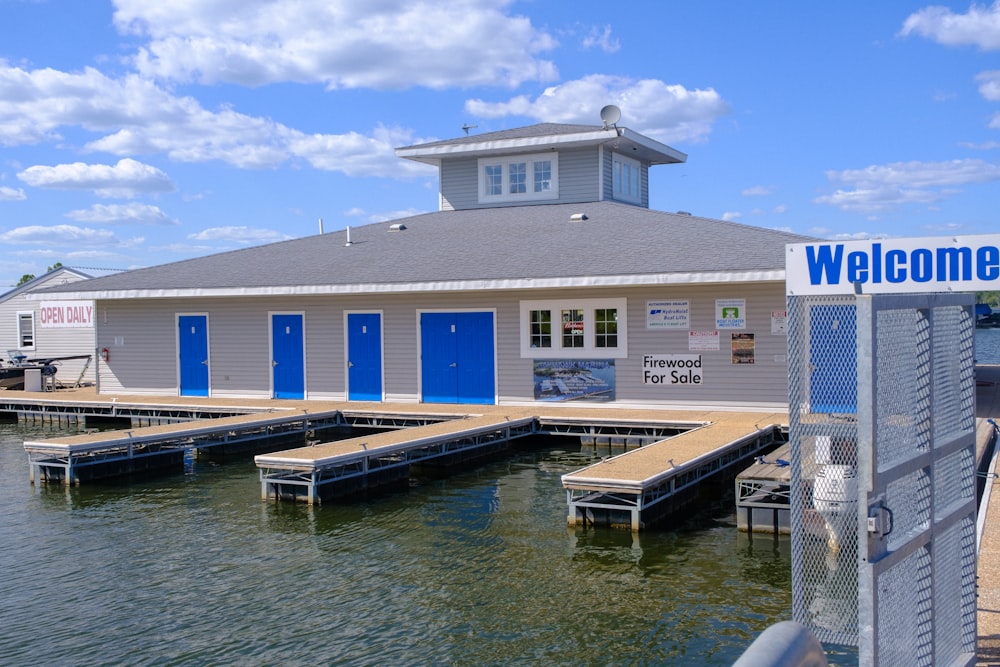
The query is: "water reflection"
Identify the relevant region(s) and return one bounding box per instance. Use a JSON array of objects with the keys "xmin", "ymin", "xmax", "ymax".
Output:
[{"xmin": 1, "ymin": 426, "xmax": 793, "ymax": 665}]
